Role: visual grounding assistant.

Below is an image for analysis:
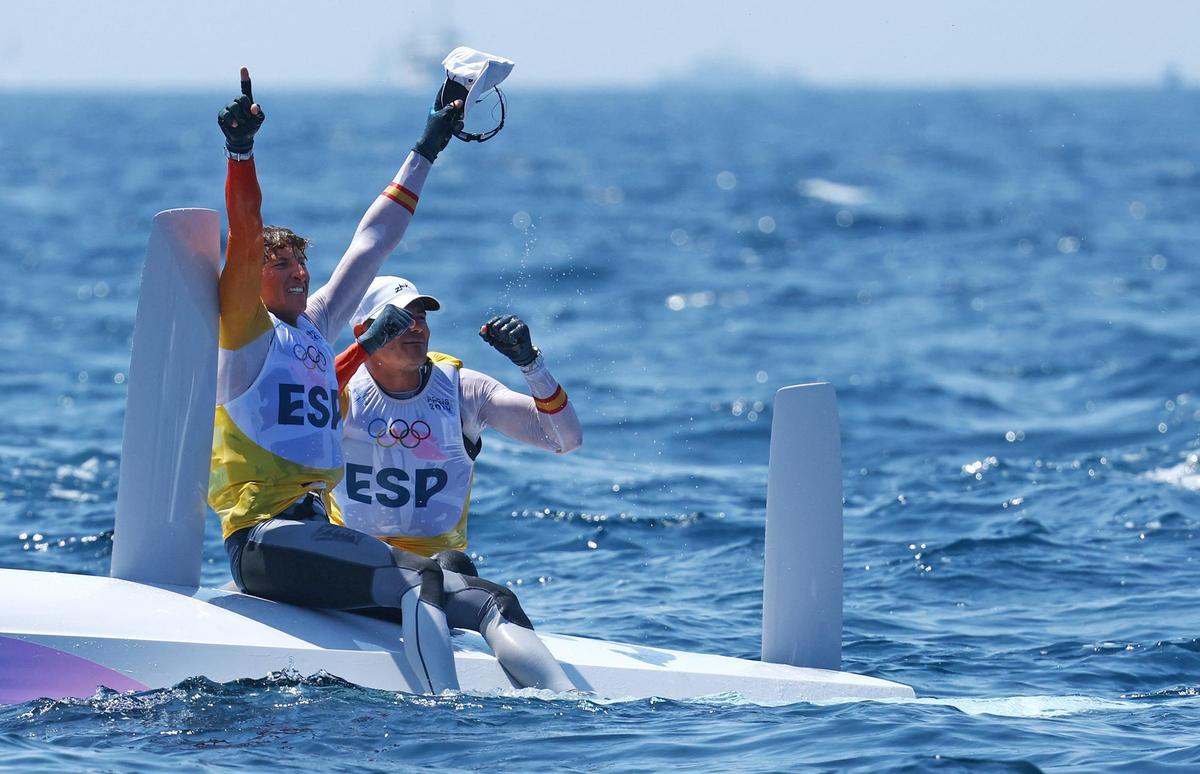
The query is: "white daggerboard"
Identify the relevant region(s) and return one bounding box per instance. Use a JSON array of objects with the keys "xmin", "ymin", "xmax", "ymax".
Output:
[
  {"xmin": 110, "ymin": 209, "xmax": 220, "ymax": 588},
  {"xmin": 761, "ymin": 383, "xmax": 843, "ymax": 670}
]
